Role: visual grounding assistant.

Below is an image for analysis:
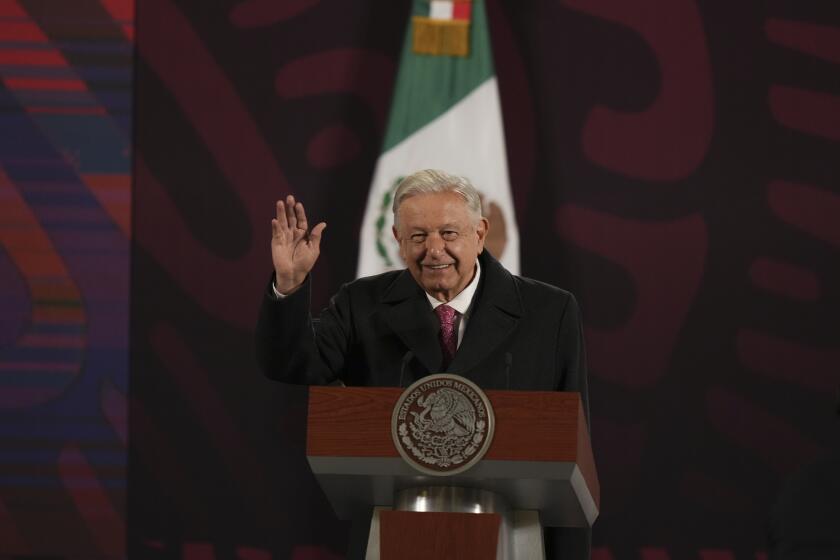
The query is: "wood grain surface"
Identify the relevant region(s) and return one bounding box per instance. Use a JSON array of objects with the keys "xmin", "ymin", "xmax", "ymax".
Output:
[
  {"xmin": 306, "ymin": 387, "xmax": 588, "ymax": 462},
  {"xmin": 379, "ymin": 511, "xmax": 500, "ymax": 560}
]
